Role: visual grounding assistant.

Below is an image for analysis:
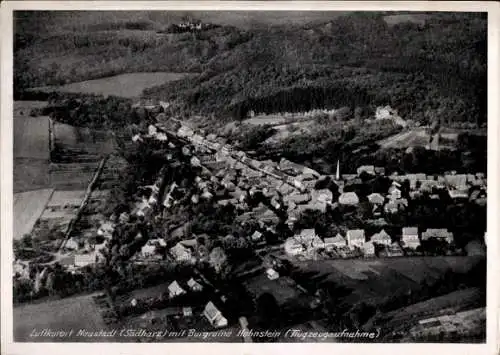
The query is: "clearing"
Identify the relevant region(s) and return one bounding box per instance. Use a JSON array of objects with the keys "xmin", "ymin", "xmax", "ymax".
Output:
[
  {"xmin": 14, "ymin": 293, "xmax": 111, "ymax": 342},
  {"xmin": 31, "ymin": 72, "xmax": 190, "ymax": 98},
  {"xmin": 377, "ymin": 128, "xmax": 430, "ymax": 149},
  {"xmin": 14, "ymin": 189, "xmax": 54, "ymax": 240}
]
